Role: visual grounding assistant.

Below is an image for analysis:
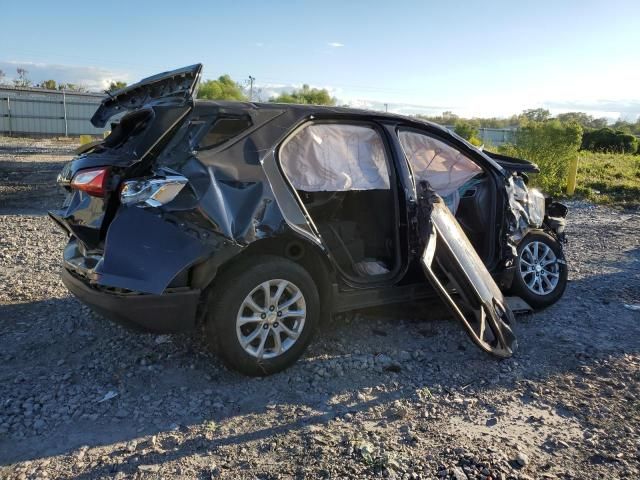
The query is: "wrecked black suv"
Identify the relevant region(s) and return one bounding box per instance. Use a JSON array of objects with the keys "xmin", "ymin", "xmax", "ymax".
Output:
[{"xmin": 50, "ymin": 64, "xmax": 568, "ymax": 375}]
